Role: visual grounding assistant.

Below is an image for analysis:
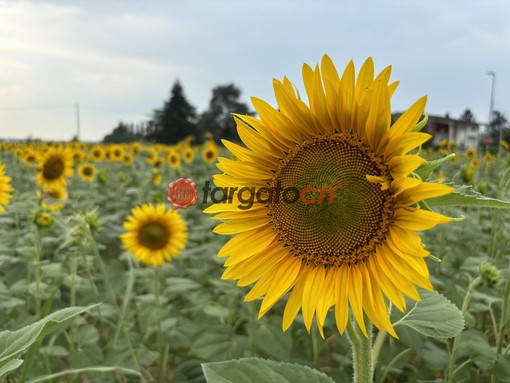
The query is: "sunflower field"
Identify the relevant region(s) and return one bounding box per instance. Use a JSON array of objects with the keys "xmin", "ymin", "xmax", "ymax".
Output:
[{"xmin": 2, "ymin": 56, "xmax": 510, "ymax": 383}]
